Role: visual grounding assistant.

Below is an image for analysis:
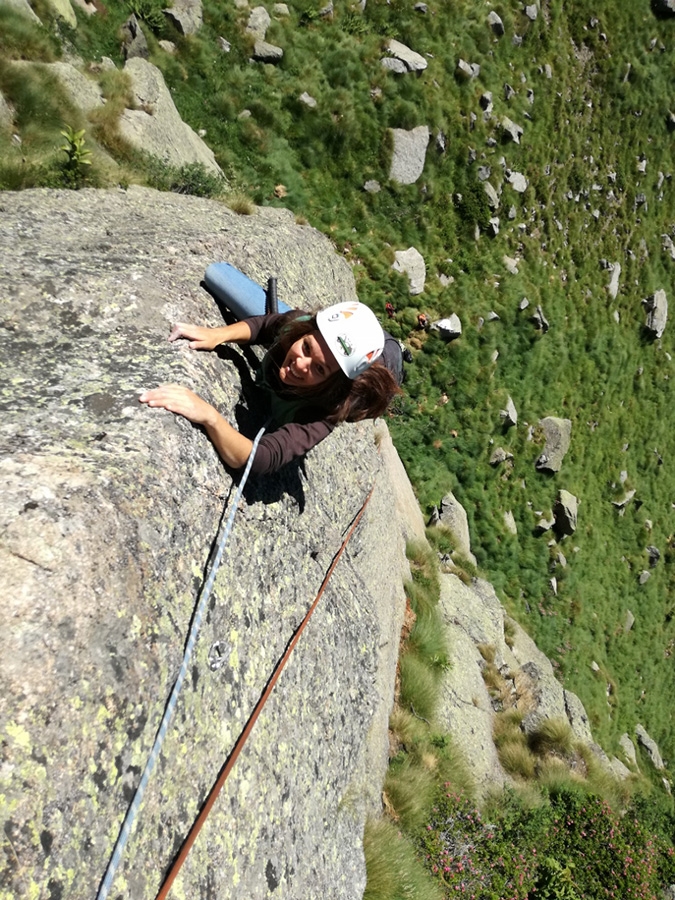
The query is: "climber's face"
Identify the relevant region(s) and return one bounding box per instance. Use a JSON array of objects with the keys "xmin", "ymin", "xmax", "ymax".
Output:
[{"xmin": 279, "ymin": 331, "xmax": 339, "ymax": 388}]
